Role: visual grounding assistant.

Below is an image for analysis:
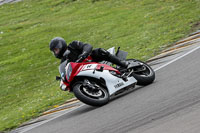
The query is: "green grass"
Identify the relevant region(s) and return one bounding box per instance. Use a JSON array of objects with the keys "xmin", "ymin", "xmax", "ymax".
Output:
[{"xmin": 0, "ymin": 0, "xmax": 200, "ymax": 131}]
